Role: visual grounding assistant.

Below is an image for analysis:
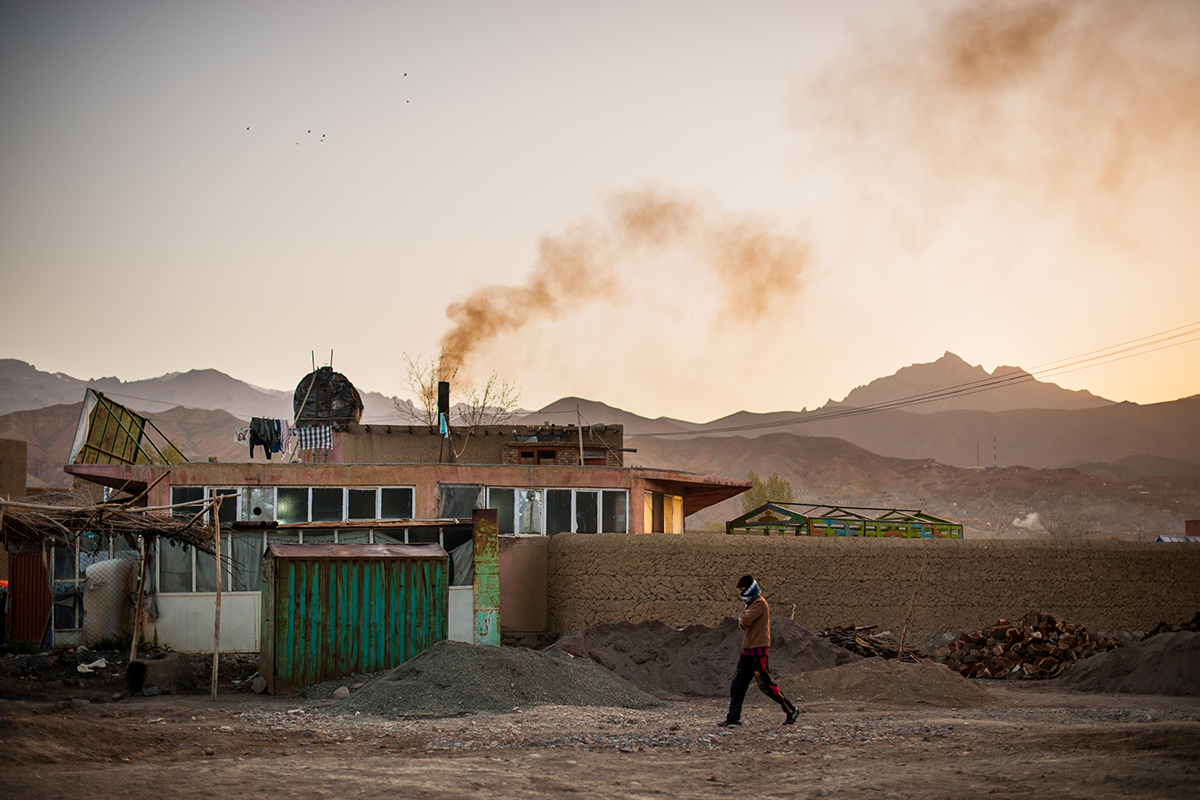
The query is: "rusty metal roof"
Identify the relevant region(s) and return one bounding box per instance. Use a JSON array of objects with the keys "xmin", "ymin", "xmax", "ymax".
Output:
[{"xmin": 264, "ymin": 542, "xmax": 448, "ymax": 560}]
